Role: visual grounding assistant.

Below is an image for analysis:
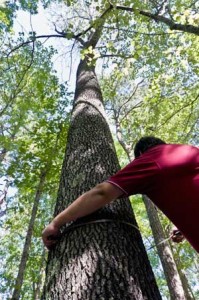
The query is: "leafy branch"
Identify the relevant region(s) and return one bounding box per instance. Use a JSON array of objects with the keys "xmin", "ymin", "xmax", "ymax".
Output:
[
  {"xmin": 0, "ymin": 42, "xmax": 35, "ymax": 116},
  {"xmin": 115, "ymin": 5, "xmax": 199, "ymax": 36},
  {"xmin": 7, "ymin": 34, "xmax": 66, "ymax": 57},
  {"xmin": 104, "ymin": 26, "xmax": 182, "ymax": 36},
  {"xmin": 157, "ymin": 93, "xmax": 199, "ymax": 129}
]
